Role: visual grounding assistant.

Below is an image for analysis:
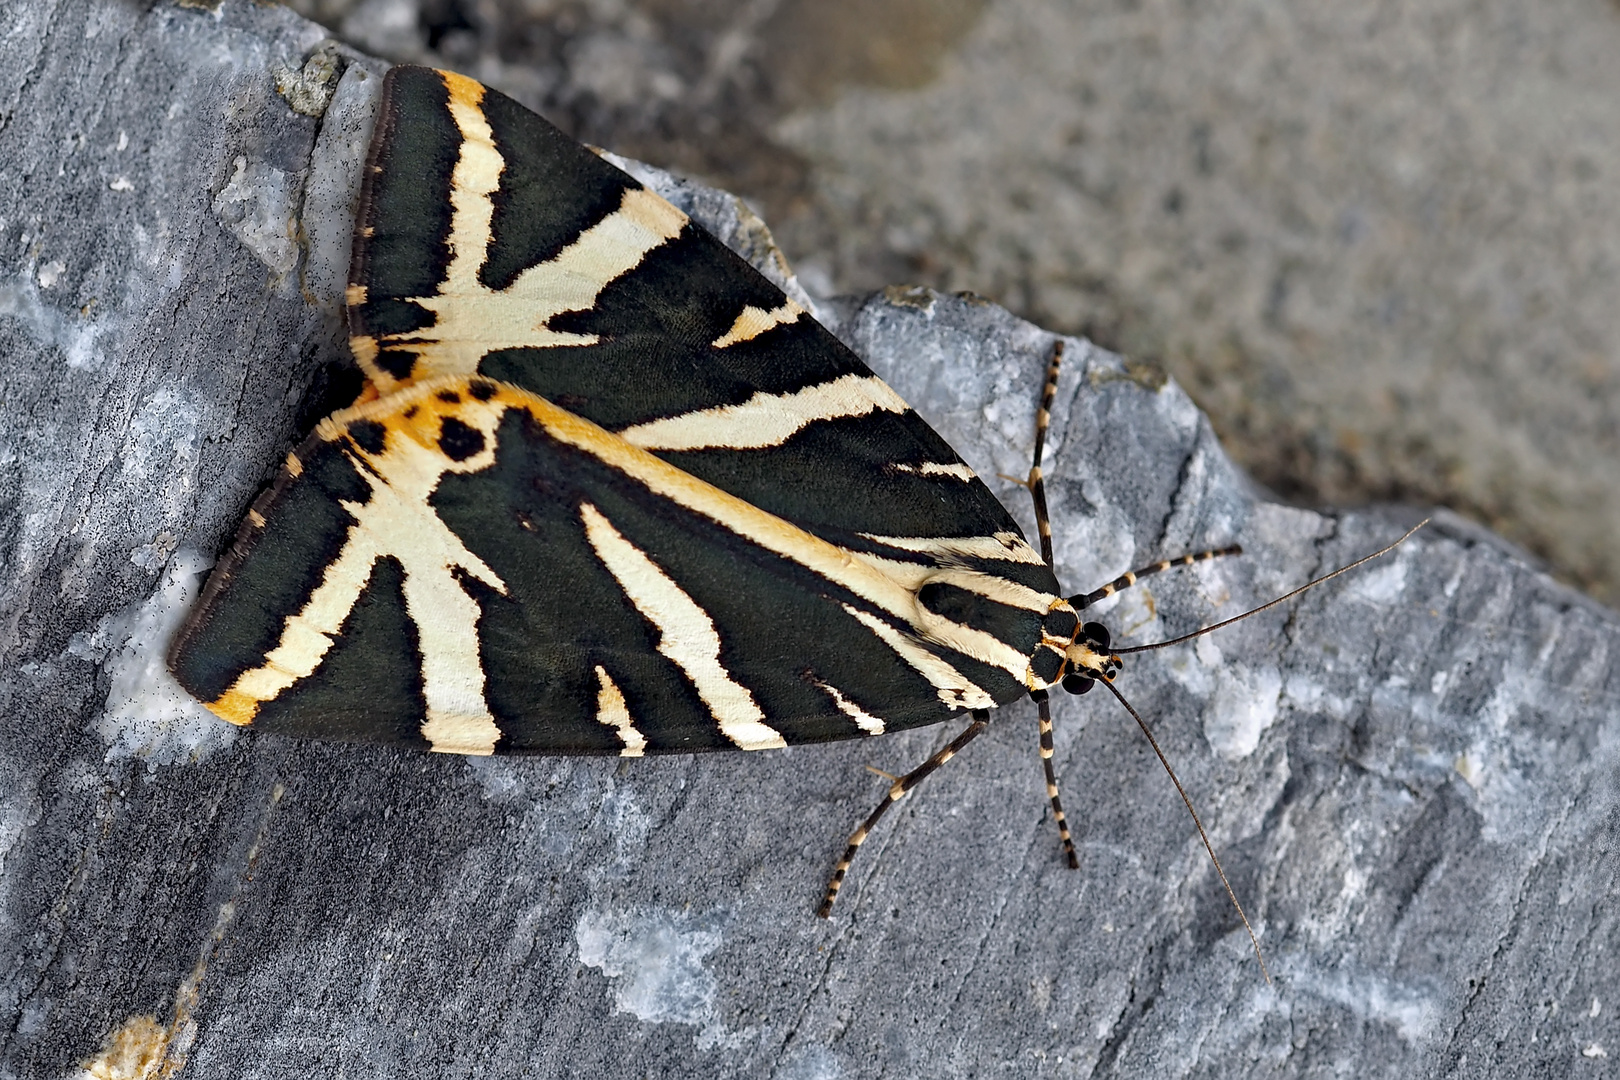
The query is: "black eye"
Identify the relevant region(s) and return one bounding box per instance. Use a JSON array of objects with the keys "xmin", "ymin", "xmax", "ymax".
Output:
[
  {"xmin": 1083, "ymin": 621, "xmax": 1111, "ymax": 650},
  {"xmin": 1061, "ymin": 674, "xmax": 1095, "ymax": 695}
]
